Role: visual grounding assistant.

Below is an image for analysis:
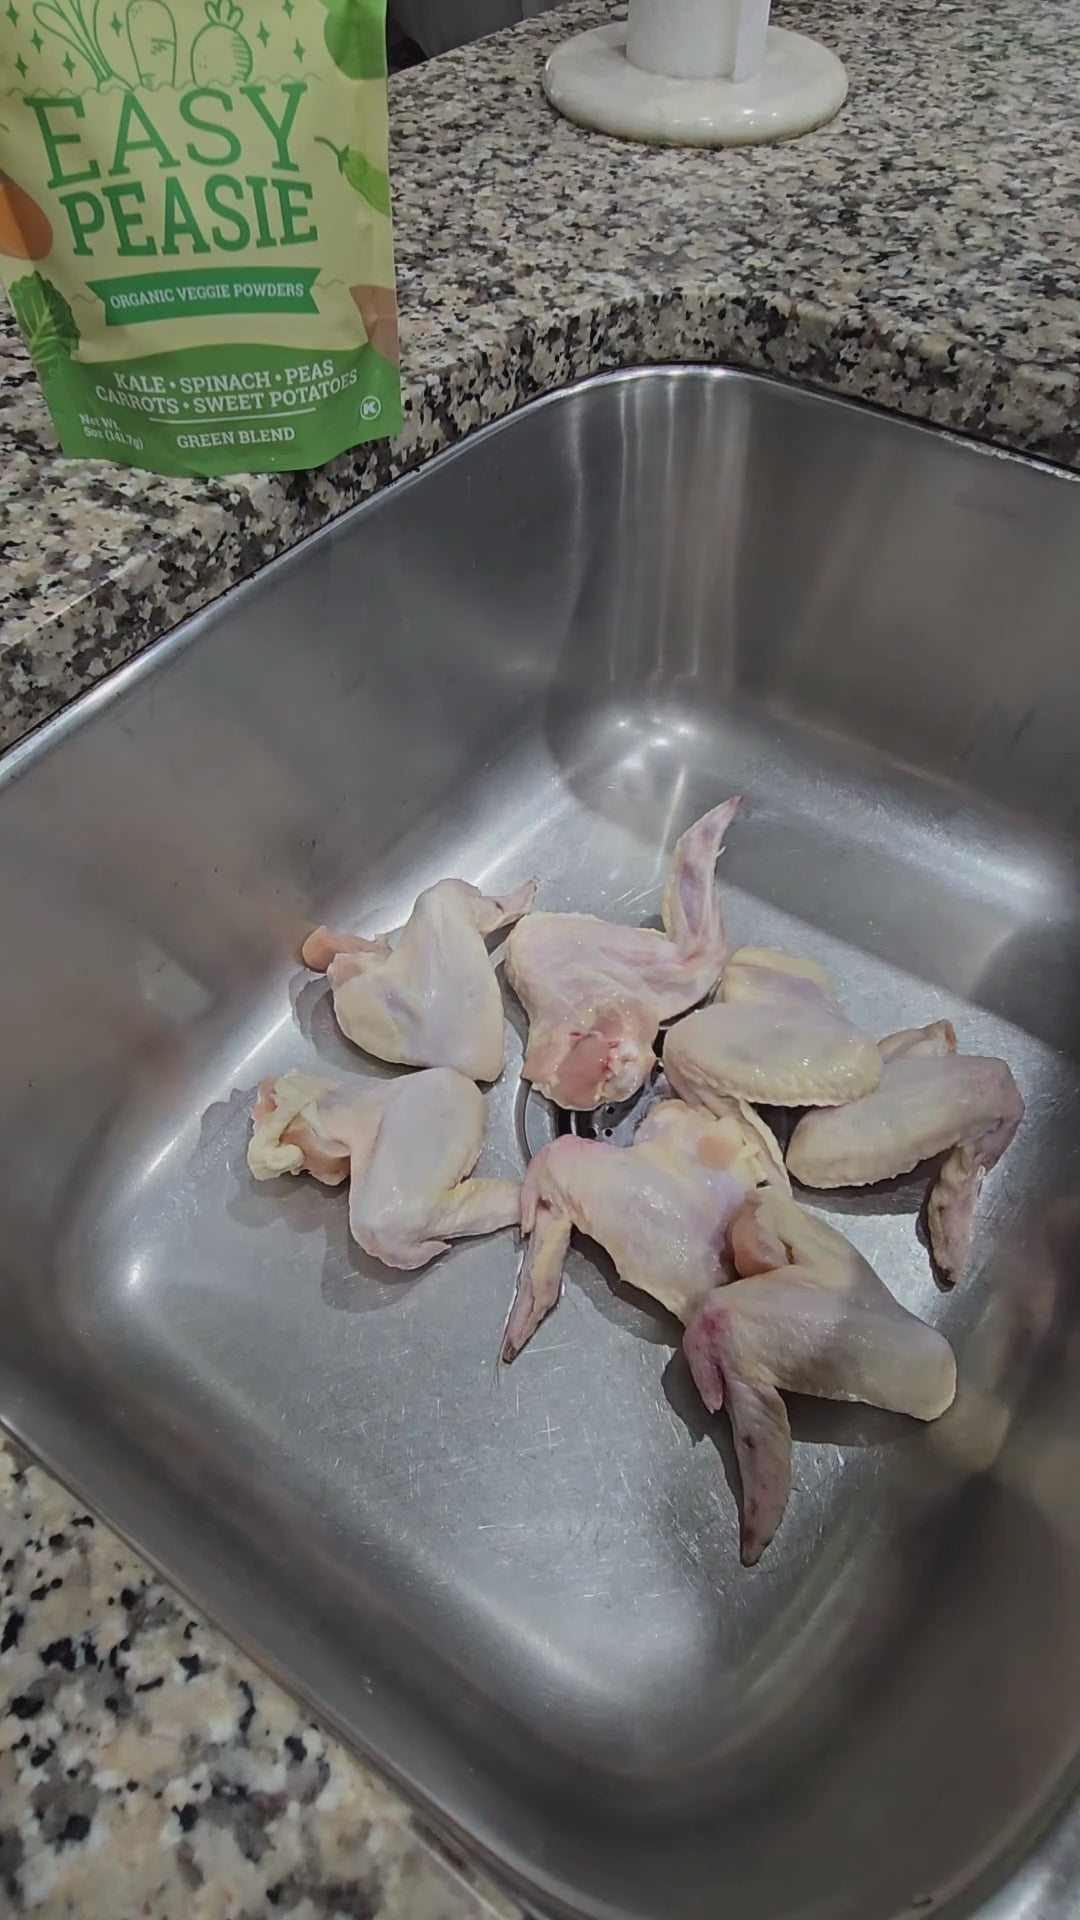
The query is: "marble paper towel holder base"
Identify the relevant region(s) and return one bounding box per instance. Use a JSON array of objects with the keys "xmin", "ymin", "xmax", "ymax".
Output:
[{"xmin": 543, "ymin": 0, "xmax": 847, "ymax": 148}]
